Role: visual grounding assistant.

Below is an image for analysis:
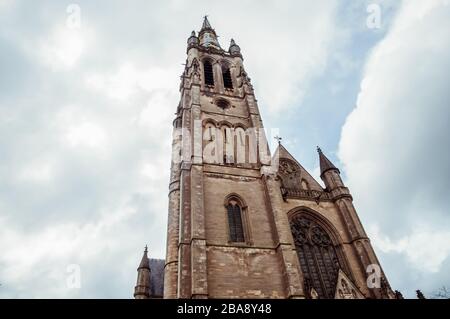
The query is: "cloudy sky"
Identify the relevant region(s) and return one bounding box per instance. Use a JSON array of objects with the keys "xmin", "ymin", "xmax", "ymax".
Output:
[{"xmin": 0, "ymin": 0, "xmax": 448, "ymax": 298}]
